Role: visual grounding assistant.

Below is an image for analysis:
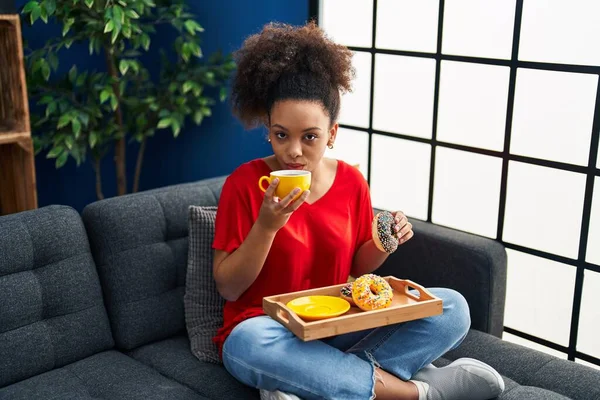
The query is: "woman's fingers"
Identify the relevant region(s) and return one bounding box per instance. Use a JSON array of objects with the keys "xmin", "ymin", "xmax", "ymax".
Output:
[
  {"xmin": 278, "ymin": 187, "xmax": 301, "ymax": 209},
  {"xmin": 397, "ymin": 222, "xmax": 413, "ymax": 240},
  {"xmin": 398, "ymin": 229, "xmax": 414, "ymax": 244},
  {"xmin": 393, "ymin": 212, "xmax": 408, "ymax": 234},
  {"xmin": 264, "ymin": 178, "xmax": 279, "ymax": 202},
  {"xmin": 284, "ymin": 190, "xmax": 310, "ymax": 213}
]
